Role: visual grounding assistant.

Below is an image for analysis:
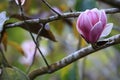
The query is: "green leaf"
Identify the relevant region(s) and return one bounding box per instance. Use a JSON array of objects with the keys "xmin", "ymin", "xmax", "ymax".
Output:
[{"xmin": 0, "ymin": 67, "xmax": 29, "ymax": 80}]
